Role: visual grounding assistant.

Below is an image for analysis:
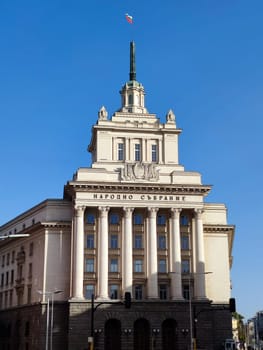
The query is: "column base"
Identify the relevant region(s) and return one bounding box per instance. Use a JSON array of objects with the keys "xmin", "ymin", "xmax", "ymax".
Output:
[{"xmin": 69, "ymin": 296, "xmax": 85, "ymax": 302}]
